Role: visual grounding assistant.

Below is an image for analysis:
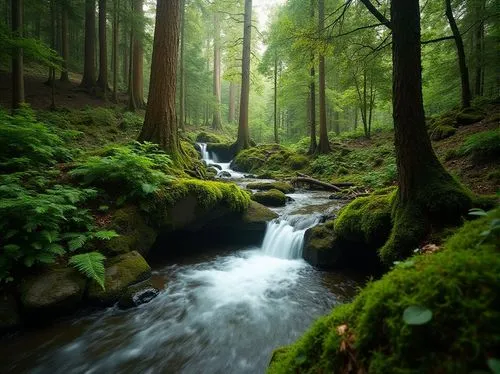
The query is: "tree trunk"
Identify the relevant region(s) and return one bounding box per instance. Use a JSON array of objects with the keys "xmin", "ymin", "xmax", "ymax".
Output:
[
  {"xmin": 112, "ymin": 0, "xmax": 119, "ymax": 102},
  {"xmin": 12, "ymin": 0, "xmax": 24, "ymax": 109},
  {"xmin": 473, "ymin": 0, "xmax": 485, "ymax": 97},
  {"xmin": 138, "ymin": 0, "xmax": 180, "ymax": 155},
  {"xmin": 445, "ymin": 0, "xmax": 471, "ymax": 108},
  {"xmin": 235, "ymin": 0, "xmax": 252, "ymax": 152},
  {"xmin": 49, "ymin": 0, "xmax": 56, "ymax": 109},
  {"xmin": 60, "ymin": 3, "xmax": 69, "ymax": 82},
  {"xmin": 212, "ymin": 11, "xmax": 222, "ymax": 130},
  {"xmin": 273, "ymin": 52, "xmax": 278, "ymax": 143},
  {"xmin": 354, "ymin": 107, "xmax": 358, "ymax": 130},
  {"xmin": 179, "ymin": 0, "xmax": 186, "ymax": 130},
  {"xmin": 122, "ymin": 26, "xmax": 128, "ymax": 88},
  {"xmin": 81, "ymin": 0, "xmax": 96, "ymax": 89},
  {"xmin": 308, "ymin": 0, "xmax": 317, "ymax": 154},
  {"xmin": 96, "ymin": 0, "xmax": 108, "ymax": 92},
  {"xmin": 127, "ymin": 25, "xmax": 136, "ymax": 111},
  {"xmin": 131, "ymin": 0, "xmax": 144, "ymax": 107},
  {"xmin": 317, "ymin": 0, "xmax": 330, "ymax": 154},
  {"xmin": 228, "ymin": 81, "xmax": 236, "ymax": 122}
]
